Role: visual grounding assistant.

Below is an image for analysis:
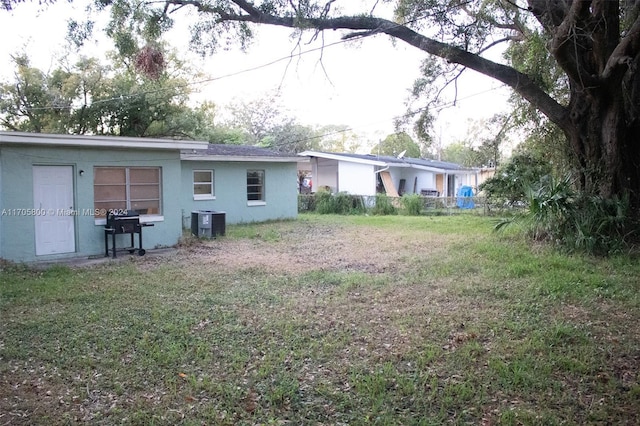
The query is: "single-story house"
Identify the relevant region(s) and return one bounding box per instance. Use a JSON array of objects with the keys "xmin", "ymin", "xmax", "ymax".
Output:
[
  {"xmin": 180, "ymin": 144, "xmax": 302, "ymax": 227},
  {"xmin": 0, "ymin": 132, "xmax": 301, "ymax": 263},
  {"xmin": 298, "ymin": 151, "xmax": 481, "ymax": 197}
]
